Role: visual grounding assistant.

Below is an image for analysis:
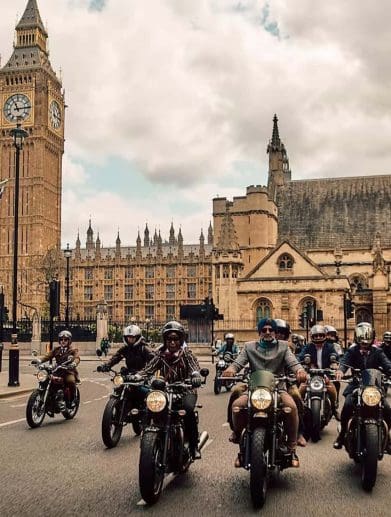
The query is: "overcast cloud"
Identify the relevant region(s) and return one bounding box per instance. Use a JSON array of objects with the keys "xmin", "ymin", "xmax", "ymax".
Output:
[{"xmin": 1, "ymin": 1, "xmax": 390, "ymax": 246}]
